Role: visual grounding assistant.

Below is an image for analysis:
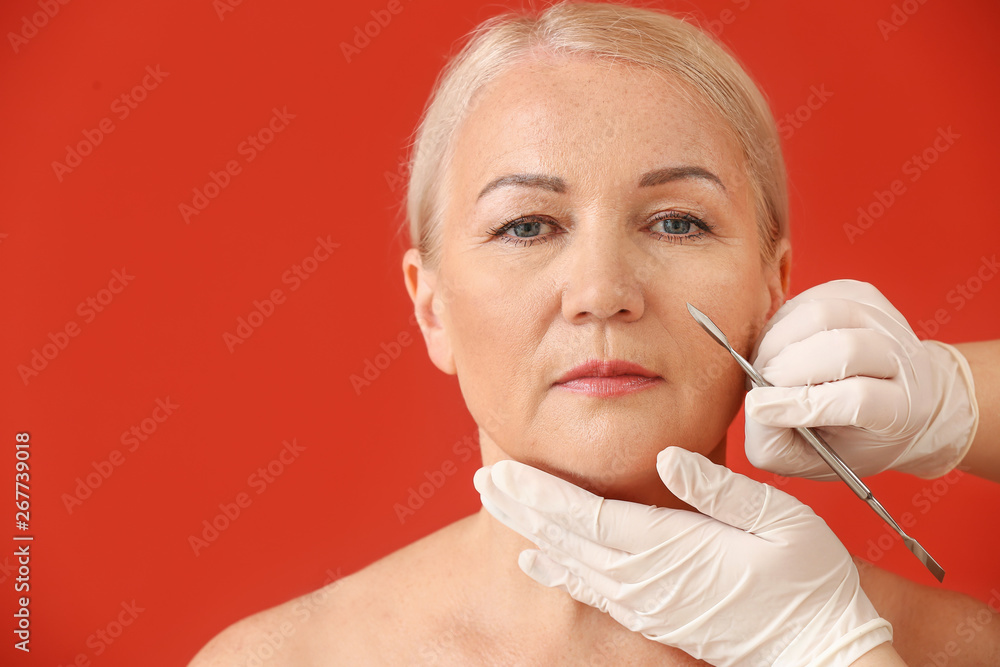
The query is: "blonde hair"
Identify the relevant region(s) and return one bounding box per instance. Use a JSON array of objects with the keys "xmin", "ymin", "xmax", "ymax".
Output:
[{"xmin": 404, "ymin": 1, "xmax": 788, "ymax": 269}]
